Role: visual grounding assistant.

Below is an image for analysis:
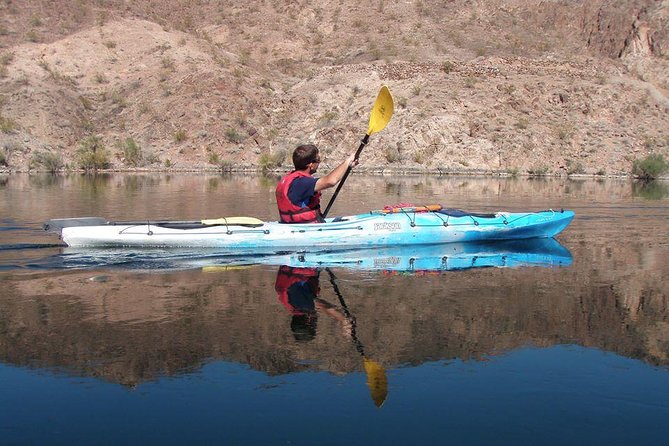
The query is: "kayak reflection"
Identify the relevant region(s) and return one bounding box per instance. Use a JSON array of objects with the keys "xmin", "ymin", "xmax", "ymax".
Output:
[
  {"xmin": 275, "ymin": 265, "xmax": 388, "ymax": 407},
  {"xmin": 50, "ymin": 237, "xmax": 572, "ymax": 273}
]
